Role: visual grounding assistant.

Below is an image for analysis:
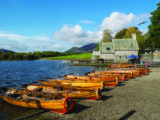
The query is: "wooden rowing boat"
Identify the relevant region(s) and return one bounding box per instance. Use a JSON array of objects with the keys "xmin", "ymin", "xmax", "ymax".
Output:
[
  {"xmin": 0, "ymin": 87, "xmax": 73, "ymax": 114},
  {"xmin": 21, "ymin": 83, "xmax": 99, "ymax": 91},
  {"xmin": 88, "ymin": 70, "xmax": 132, "ymax": 80},
  {"xmin": 20, "ymin": 85, "xmax": 101, "ymax": 100},
  {"xmin": 108, "ymin": 63, "xmax": 136, "ymax": 69},
  {"xmin": 39, "ymin": 79, "xmax": 104, "ymax": 90},
  {"xmin": 64, "ymin": 75, "xmax": 118, "ymax": 87},
  {"xmin": 136, "ymin": 68, "xmax": 149, "ymax": 75},
  {"xmin": 110, "ymin": 69, "xmax": 140, "ymax": 77},
  {"xmin": 104, "ymin": 70, "xmax": 133, "ymax": 79},
  {"xmin": 87, "ymin": 72, "xmax": 127, "ymax": 81},
  {"xmin": 116, "ymin": 67, "xmax": 150, "ymax": 76}
]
